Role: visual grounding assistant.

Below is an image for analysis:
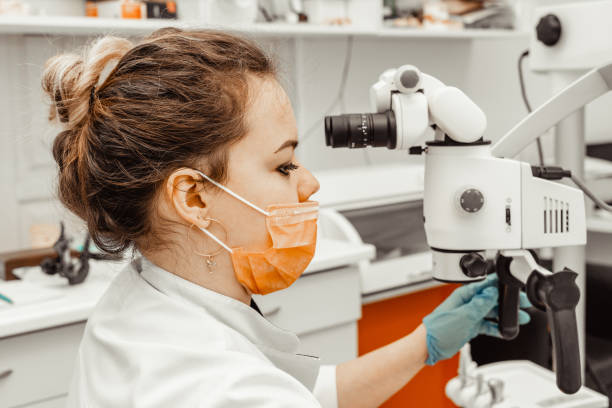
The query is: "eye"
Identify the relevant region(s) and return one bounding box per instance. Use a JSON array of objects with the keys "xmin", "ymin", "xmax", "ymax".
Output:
[{"xmin": 277, "ymin": 162, "xmax": 299, "ymax": 176}]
